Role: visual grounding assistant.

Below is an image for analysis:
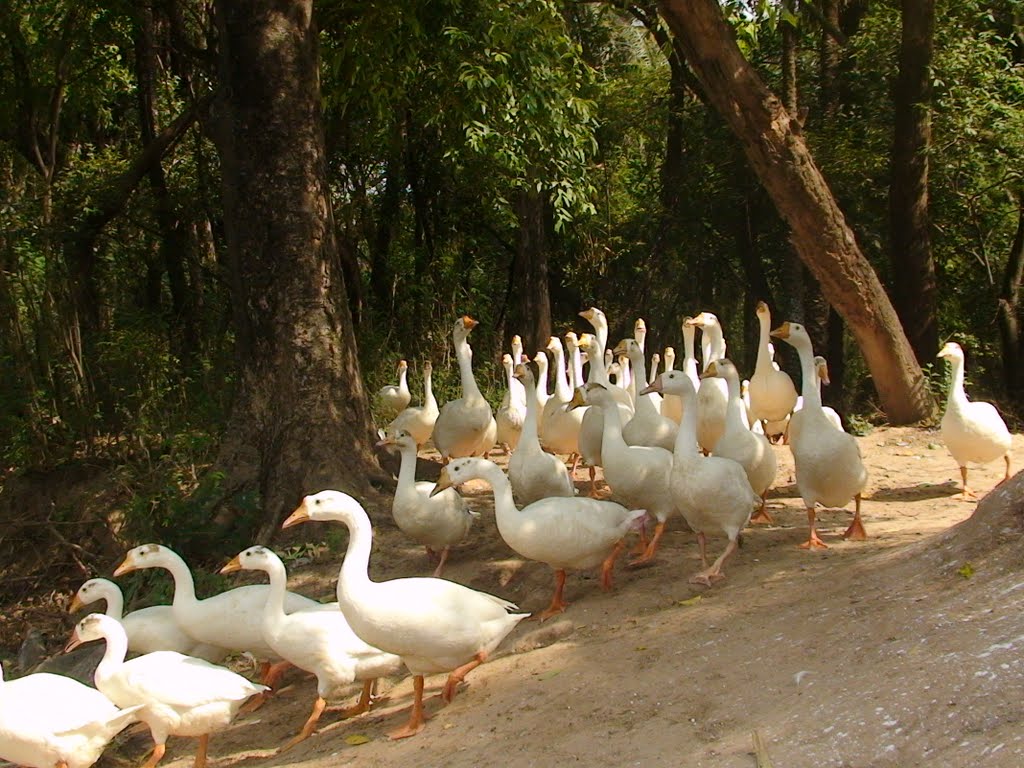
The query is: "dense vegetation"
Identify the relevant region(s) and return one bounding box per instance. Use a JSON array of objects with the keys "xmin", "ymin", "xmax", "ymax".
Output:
[{"xmin": 0, "ymin": 0, "xmax": 1021, "ymax": 594}]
